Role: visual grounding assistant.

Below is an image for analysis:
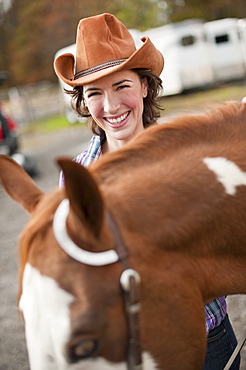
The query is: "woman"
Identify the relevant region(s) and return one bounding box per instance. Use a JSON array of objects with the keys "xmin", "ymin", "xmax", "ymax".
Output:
[{"xmin": 54, "ymin": 13, "xmax": 240, "ymax": 370}]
